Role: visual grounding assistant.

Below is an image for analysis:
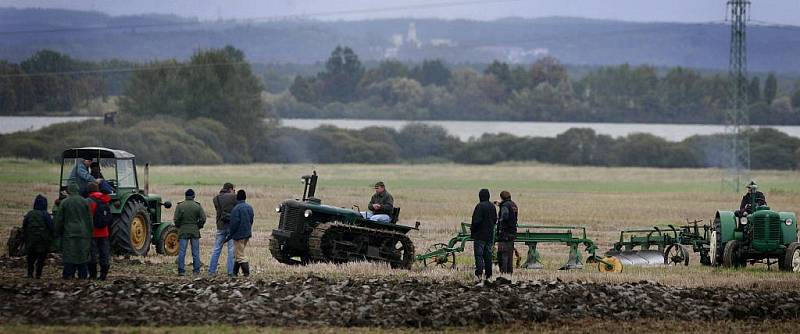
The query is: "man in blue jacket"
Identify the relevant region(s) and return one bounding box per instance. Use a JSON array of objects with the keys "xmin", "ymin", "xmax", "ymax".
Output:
[{"xmin": 226, "ymin": 189, "xmax": 254, "ymax": 277}]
